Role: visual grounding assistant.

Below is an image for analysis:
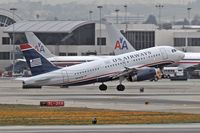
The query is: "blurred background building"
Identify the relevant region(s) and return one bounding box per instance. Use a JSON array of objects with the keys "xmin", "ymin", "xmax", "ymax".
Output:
[{"xmin": 0, "ymin": 0, "xmax": 199, "ymax": 77}]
